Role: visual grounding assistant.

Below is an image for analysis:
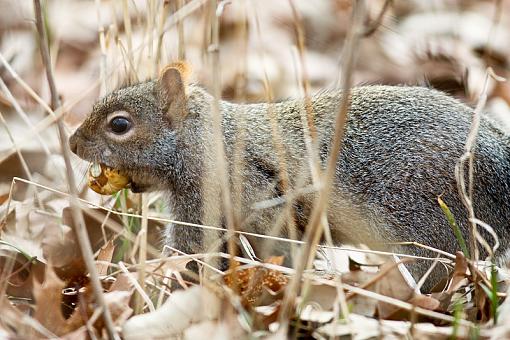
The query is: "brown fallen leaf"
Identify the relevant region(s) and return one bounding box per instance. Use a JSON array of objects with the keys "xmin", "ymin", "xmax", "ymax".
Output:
[
  {"xmin": 42, "ymin": 223, "xmax": 86, "ymax": 279},
  {"xmin": 0, "ymin": 193, "xmax": 8, "ymax": 206},
  {"xmin": 0, "ymin": 294, "xmax": 38, "ymax": 338},
  {"xmin": 183, "ymin": 319, "xmax": 247, "ymax": 340},
  {"xmin": 109, "ymin": 273, "xmax": 134, "ymax": 292},
  {"xmin": 146, "ymin": 255, "xmax": 191, "ymax": 275},
  {"xmin": 408, "ymin": 294, "xmax": 441, "ymax": 311},
  {"xmin": 430, "ymin": 291, "xmax": 455, "ymax": 314},
  {"xmin": 2, "ymin": 199, "xmax": 49, "ymax": 261},
  {"xmin": 58, "ymin": 327, "xmax": 88, "ymax": 340},
  {"xmin": 428, "ymin": 251, "xmax": 470, "ymax": 314},
  {"xmin": 96, "ymin": 240, "xmax": 115, "ymax": 276},
  {"xmin": 0, "ymin": 248, "xmax": 45, "ymax": 299},
  {"xmin": 100, "ymin": 290, "xmax": 134, "ymax": 328},
  {"xmin": 122, "ymin": 286, "xmax": 222, "ymax": 340},
  {"xmin": 447, "ymin": 251, "xmax": 469, "ymax": 293},
  {"xmin": 33, "ymin": 260, "xmax": 135, "ymax": 337},
  {"xmin": 61, "ymin": 207, "xmax": 117, "ymax": 254},
  {"xmin": 474, "ymin": 282, "xmax": 492, "ymax": 323},
  {"xmin": 33, "ymin": 265, "xmax": 84, "ymax": 336},
  {"xmin": 224, "ymin": 256, "xmax": 288, "ymax": 307},
  {"xmin": 375, "ymin": 259, "xmax": 415, "ymax": 319}
]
